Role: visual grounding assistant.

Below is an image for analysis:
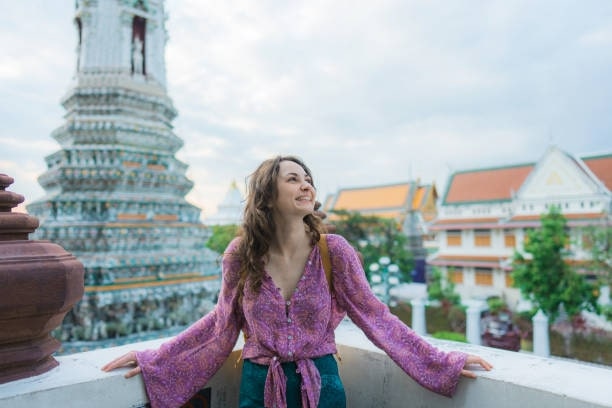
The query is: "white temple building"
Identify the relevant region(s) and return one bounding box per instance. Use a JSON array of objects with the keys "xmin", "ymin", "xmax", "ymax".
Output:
[
  {"xmin": 205, "ymin": 180, "xmax": 244, "ymax": 226},
  {"xmin": 429, "ymin": 146, "xmax": 611, "ymax": 308}
]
